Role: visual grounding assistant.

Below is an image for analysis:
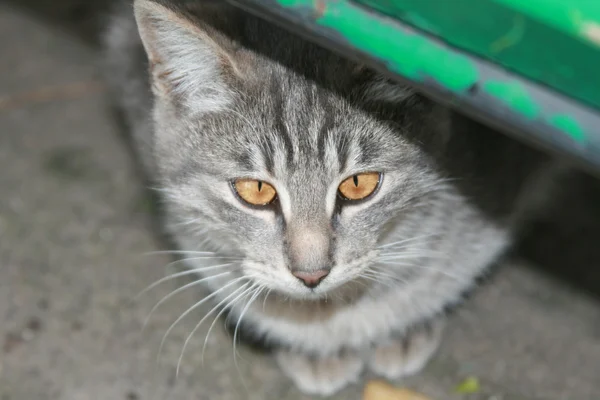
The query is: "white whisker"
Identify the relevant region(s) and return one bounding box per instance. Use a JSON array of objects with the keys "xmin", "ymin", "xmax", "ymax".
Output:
[
  {"xmin": 365, "ymin": 267, "xmax": 410, "ymax": 285},
  {"xmin": 359, "ymin": 274, "xmax": 391, "ymax": 287},
  {"xmin": 155, "ymin": 276, "xmax": 248, "ymax": 368},
  {"xmin": 361, "ymin": 273, "xmax": 396, "ymax": 288},
  {"xmin": 201, "ymin": 284, "xmax": 262, "ymax": 367},
  {"xmin": 232, "ymin": 286, "xmax": 264, "ymax": 384},
  {"xmin": 377, "ymin": 251, "xmax": 443, "ymax": 259},
  {"xmin": 262, "ymin": 288, "xmax": 272, "ymax": 311},
  {"xmin": 175, "ymin": 281, "xmax": 254, "ymax": 377},
  {"xmin": 378, "ymin": 248, "xmax": 442, "ymax": 255},
  {"xmin": 172, "ymin": 254, "xmax": 242, "ymax": 260},
  {"xmin": 159, "ymin": 256, "xmax": 241, "ymax": 272},
  {"xmin": 200, "ymin": 303, "xmax": 237, "ymax": 367},
  {"xmin": 378, "ymin": 262, "xmax": 470, "ymax": 283},
  {"xmin": 142, "ymin": 250, "xmax": 217, "ymax": 257},
  {"xmin": 137, "ymin": 263, "xmax": 234, "ymax": 299},
  {"xmin": 377, "ymin": 260, "xmax": 422, "ymax": 267},
  {"xmin": 365, "ymin": 268, "xmax": 401, "ymax": 280},
  {"xmin": 377, "ymin": 234, "xmax": 438, "ymax": 249},
  {"xmin": 170, "ymin": 218, "xmax": 207, "ymax": 227},
  {"xmin": 166, "ymin": 256, "xmax": 243, "ymax": 266},
  {"xmin": 142, "ymin": 270, "xmax": 233, "ymax": 329},
  {"xmin": 378, "ymin": 257, "xmax": 435, "ymax": 264}
]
